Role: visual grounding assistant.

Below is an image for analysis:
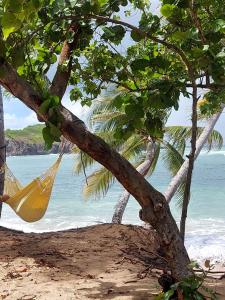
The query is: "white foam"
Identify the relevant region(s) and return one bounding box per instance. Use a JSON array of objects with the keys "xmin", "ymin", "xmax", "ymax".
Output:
[
  {"xmin": 0, "ymin": 207, "xmax": 109, "ymax": 233},
  {"xmin": 186, "ymin": 235, "xmax": 225, "ymax": 264},
  {"xmin": 181, "ymin": 218, "xmax": 225, "ymax": 264}
]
